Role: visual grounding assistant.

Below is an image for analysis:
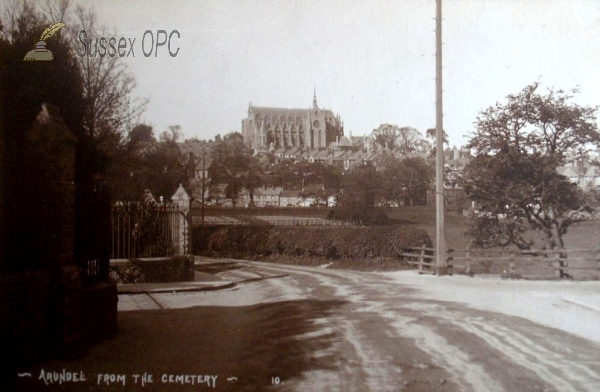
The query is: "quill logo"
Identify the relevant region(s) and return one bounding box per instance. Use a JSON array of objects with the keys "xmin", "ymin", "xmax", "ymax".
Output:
[{"xmin": 23, "ymin": 22, "xmax": 65, "ymax": 61}]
